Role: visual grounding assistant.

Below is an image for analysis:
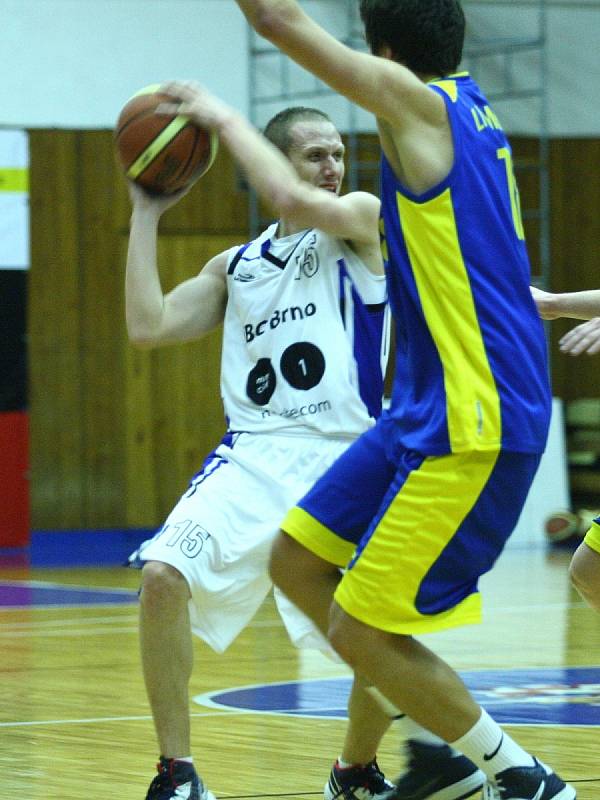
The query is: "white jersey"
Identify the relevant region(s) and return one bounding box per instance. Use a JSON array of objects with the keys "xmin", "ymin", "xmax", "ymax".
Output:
[{"xmin": 221, "ymin": 223, "xmax": 389, "ymax": 438}]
